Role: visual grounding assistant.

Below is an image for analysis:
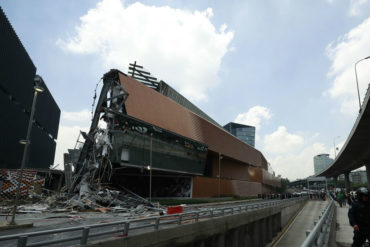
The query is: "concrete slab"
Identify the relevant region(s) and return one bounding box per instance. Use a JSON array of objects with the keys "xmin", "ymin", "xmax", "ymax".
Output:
[
  {"xmin": 336, "ymin": 204, "xmax": 353, "ymax": 247},
  {"xmin": 274, "ymin": 200, "xmax": 328, "ymax": 247},
  {"xmin": 0, "ymin": 223, "xmax": 33, "ymax": 231}
]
